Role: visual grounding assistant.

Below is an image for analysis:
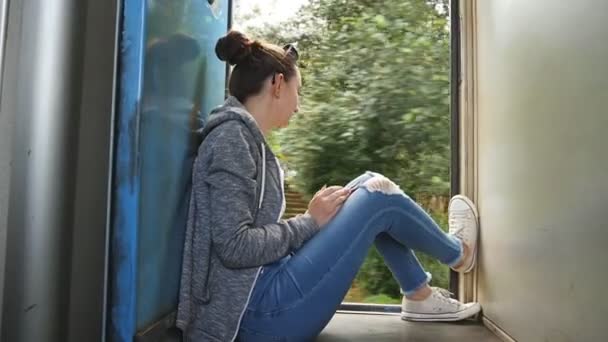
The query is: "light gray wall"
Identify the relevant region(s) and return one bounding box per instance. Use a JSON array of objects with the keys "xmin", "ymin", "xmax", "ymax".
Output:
[
  {"xmin": 475, "ymin": 1, "xmax": 608, "ymax": 341},
  {"xmin": 0, "ymin": 0, "xmax": 118, "ymax": 341},
  {"xmin": 1, "ymin": 0, "xmax": 87, "ymax": 340}
]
